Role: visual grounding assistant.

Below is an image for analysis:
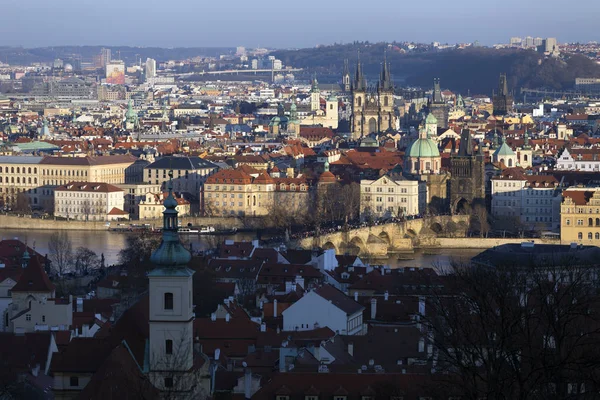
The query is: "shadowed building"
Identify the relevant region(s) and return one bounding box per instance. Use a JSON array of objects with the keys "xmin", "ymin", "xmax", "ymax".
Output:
[
  {"xmin": 428, "ymin": 78, "xmax": 448, "ymax": 129},
  {"xmin": 493, "ymin": 73, "xmax": 514, "ymax": 116},
  {"xmin": 450, "ymin": 129, "xmax": 485, "ymax": 213}
]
